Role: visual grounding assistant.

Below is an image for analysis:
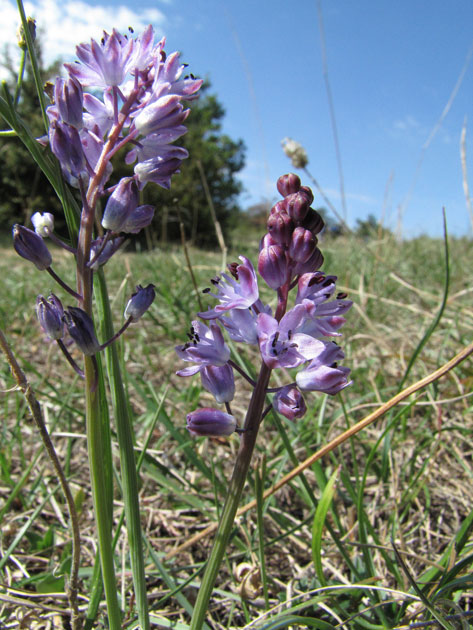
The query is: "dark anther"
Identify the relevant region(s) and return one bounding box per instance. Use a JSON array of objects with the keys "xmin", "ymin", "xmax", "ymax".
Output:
[
  {"xmin": 194, "ymin": 333, "xmax": 200, "ymax": 342},
  {"xmin": 308, "ymin": 274, "xmax": 325, "ymax": 286},
  {"xmin": 210, "ymin": 276, "xmax": 220, "ymax": 285},
  {"xmin": 337, "ymin": 292, "xmax": 348, "ymax": 299},
  {"xmin": 271, "ymin": 332, "xmax": 280, "ymax": 348},
  {"xmin": 203, "ymin": 288, "xmax": 211, "ymax": 293},
  {"xmin": 227, "ymin": 262, "xmax": 239, "ymax": 279},
  {"xmin": 287, "ymin": 329, "xmax": 292, "ymax": 340},
  {"xmin": 128, "ymin": 26, "xmax": 134, "ymax": 33},
  {"xmin": 323, "ymin": 278, "xmax": 335, "ymax": 287}
]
